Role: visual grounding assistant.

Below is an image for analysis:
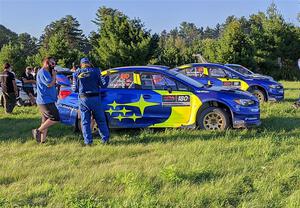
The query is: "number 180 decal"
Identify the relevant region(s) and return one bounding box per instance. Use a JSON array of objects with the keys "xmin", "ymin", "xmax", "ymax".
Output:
[{"xmin": 162, "ymin": 95, "xmax": 190, "ymax": 106}]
